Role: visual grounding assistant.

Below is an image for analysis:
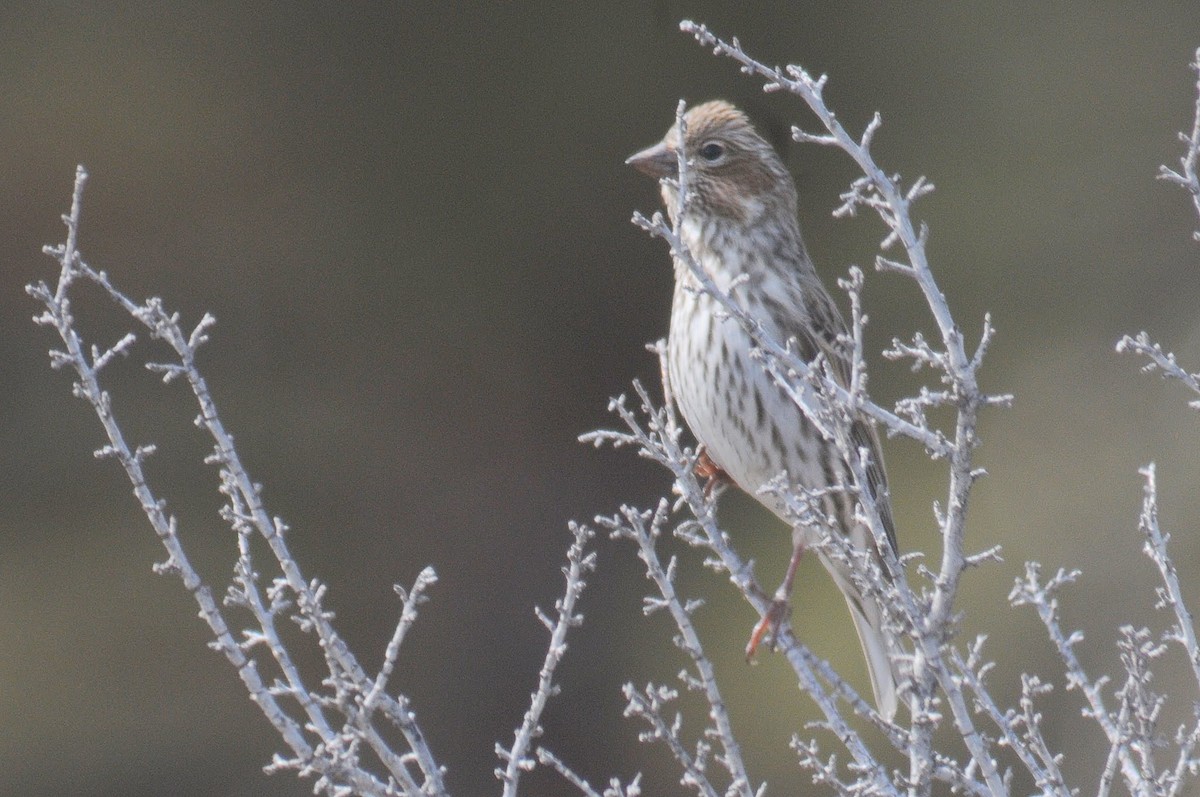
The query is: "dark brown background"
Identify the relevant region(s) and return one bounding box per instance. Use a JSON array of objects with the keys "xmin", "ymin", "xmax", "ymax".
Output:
[{"xmin": 4, "ymin": 2, "xmax": 1200, "ymax": 795}]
